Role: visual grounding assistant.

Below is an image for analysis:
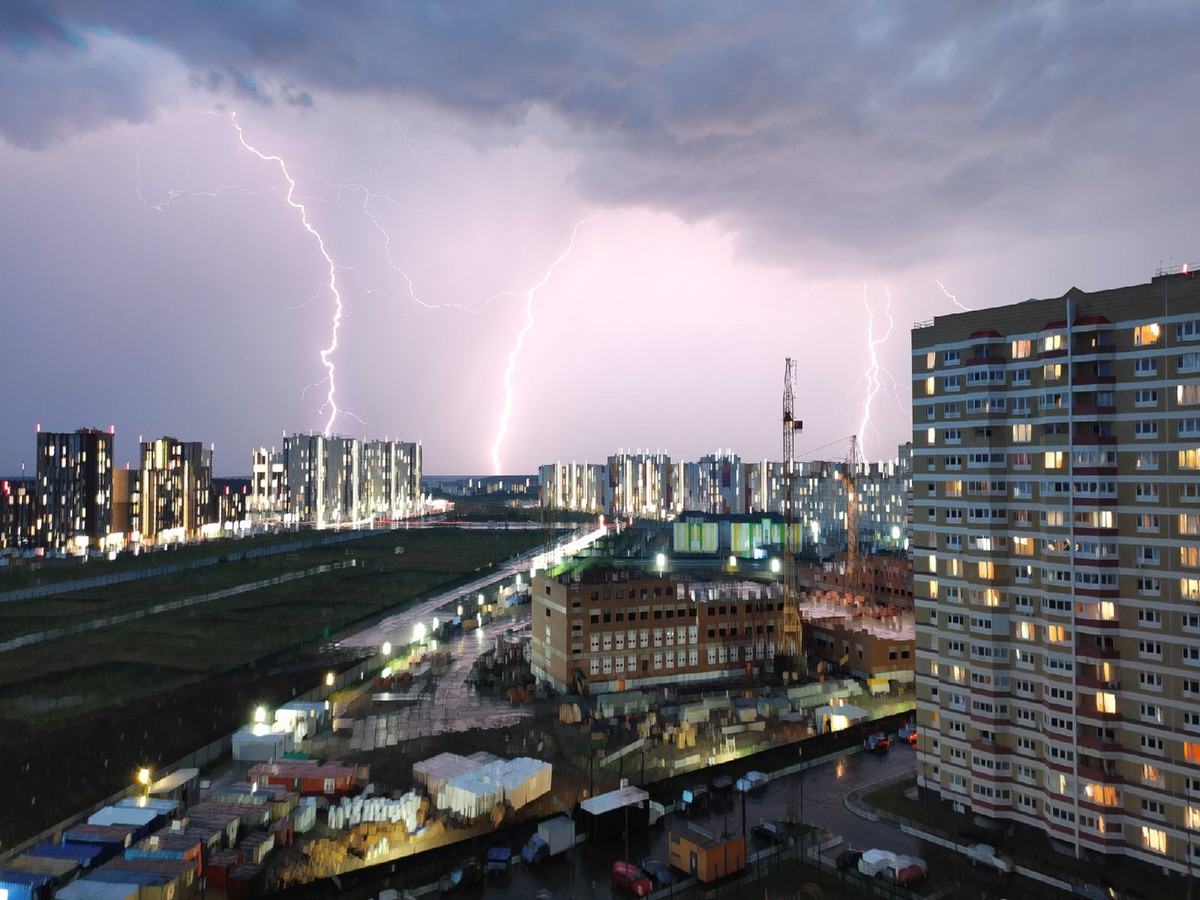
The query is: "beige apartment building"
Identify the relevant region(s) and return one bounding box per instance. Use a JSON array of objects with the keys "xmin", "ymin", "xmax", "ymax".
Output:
[
  {"xmin": 912, "ymin": 267, "xmax": 1200, "ymax": 872},
  {"xmin": 530, "ymin": 567, "xmax": 784, "ymax": 694}
]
